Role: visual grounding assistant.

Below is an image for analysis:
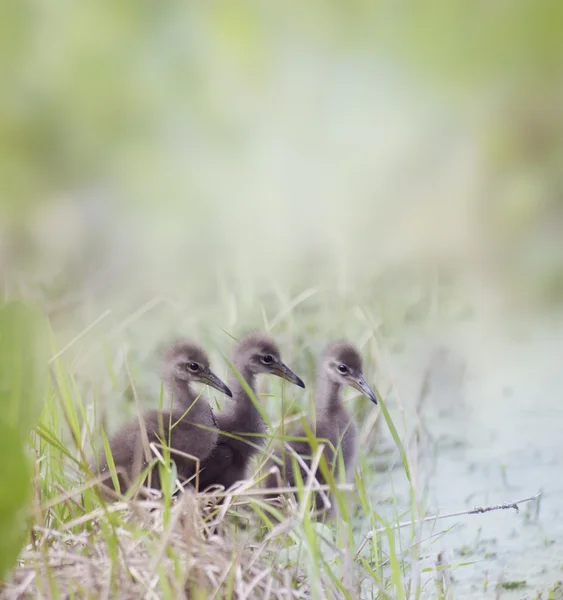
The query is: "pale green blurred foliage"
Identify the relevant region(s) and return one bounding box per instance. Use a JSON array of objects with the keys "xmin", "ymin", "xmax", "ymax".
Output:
[
  {"xmin": 0, "ymin": 301, "xmax": 49, "ymax": 578},
  {"xmin": 0, "ymin": 4, "xmax": 559, "ymax": 592},
  {"xmin": 1, "ymin": 0, "xmax": 562, "ymax": 322}
]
